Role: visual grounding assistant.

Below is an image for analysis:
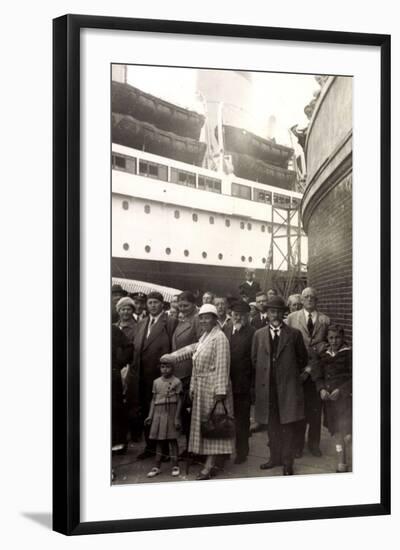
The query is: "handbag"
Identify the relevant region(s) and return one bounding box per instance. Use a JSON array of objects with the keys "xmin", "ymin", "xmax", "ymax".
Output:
[{"xmin": 201, "ymin": 399, "xmax": 235, "ymax": 439}]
